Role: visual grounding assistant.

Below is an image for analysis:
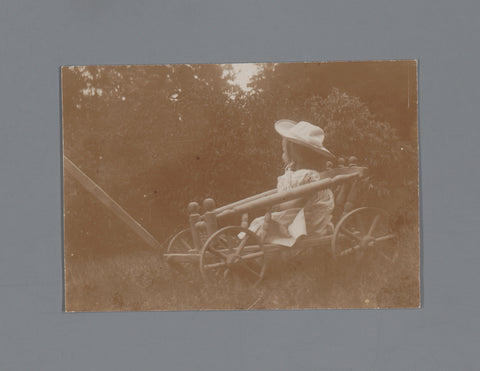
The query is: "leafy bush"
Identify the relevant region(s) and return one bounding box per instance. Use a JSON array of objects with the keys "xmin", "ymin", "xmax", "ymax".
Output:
[{"xmin": 306, "ymin": 89, "xmax": 418, "ymax": 214}]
